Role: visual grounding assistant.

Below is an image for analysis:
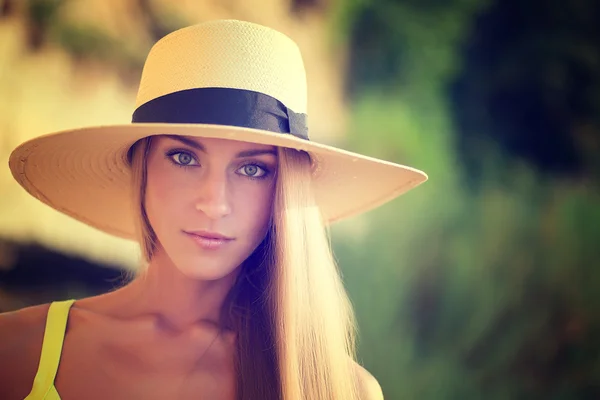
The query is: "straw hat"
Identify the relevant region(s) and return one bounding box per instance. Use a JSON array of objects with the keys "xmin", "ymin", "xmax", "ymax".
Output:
[{"xmin": 8, "ymin": 19, "xmax": 427, "ymax": 240}]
